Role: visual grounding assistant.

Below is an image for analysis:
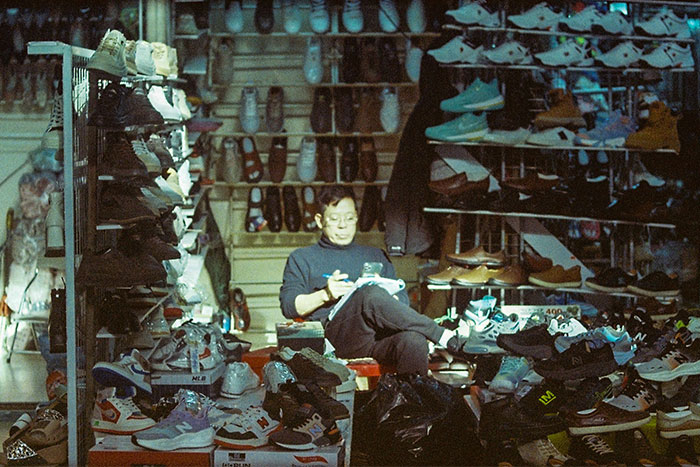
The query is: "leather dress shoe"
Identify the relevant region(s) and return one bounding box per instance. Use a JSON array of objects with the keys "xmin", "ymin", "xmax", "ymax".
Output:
[
  {"xmin": 359, "ymin": 137, "xmax": 378, "ymax": 182},
  {"xmin": 282, "ymin": 186, "xmax": 301, "ymax": 232},
  {"xmin": 355, "ymin": 89, "xmax": 382, "ymax": 133},
  {"xmin": 246, "ymin": 187, "xmax": 266, "ymax": 232},
  {"xmin": 240, "ymin": 136, "xmax": 263, "ymax": 183},
  {"xmin": 529, "ymin": 265, "xmax": 582, "ymax": 288},
  {"xmin": 317, "ymin": 138, "xmax": 336, "ymax": 182},
  {"xmin": 264, "ymin": 186, "xmax": 282, "ymax": 232},
  {"xmin": 359, "ymin": 185, "xmax": 380, "ymax": 232},
  {"xmin": 453, "ymin": 265, "xmax": 502, "ymax": 286},
  {"xmin": 377, "ymin": 37, "xmax": 401, "ymax": 83},
  {"xmin": 335, "ymin": 88, "xmax": 355, "ymax": 133},
  {"xmin": 341, "ymin": 138, "xmax": 359, "ymax": 182},
  {"xmin": 341, "ymin": 38, "xmax": 360, "ymax": 83},
  {"xmin": 310, "ymin": 87, "xmax": 332, "ymax": 133},
  {"xmin": 447, "ymin": 246, "xmax": 505, "ymax": 267},
  {"xmin": 265, "ymin": 86, "xmax": 284, "ymax": 132},
  {"xmin": 254, "ymin": 0, "xmax": 274, "ymax": 34},
  {"xmin": 268, "ymin": 136, "xmax": 287, "ymax": 183},
  {"xmin": 301, "ymin": 186, "xmax": 319, "ymax": 232},
  {"xmin": 428, "ymin": 173, "xmax": 489, "ymax": 197},
  {"xmin": 522, "ymin": 250, "xmax": 553, "ymax": 274},
  {"xmin": 502, "ymin": 173, "xmax": 560, "ymax": 194},
  {"xmin": 427, "ymin": 265, "xmax": 469, "ymax": 285},
  {"xmin": 360, "ymin": 38, "xmax": 381, "ymax": 83},
  {"xmin": 490, "ymin": 264, "xmax": 527, "ymax": 286}
]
